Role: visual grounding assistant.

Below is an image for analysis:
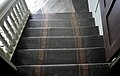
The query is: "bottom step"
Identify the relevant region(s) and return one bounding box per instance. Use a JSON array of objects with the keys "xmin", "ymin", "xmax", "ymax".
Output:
[{"xmin": 15, "ymin": 64, "xmax": 110, "ymax": 76}]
